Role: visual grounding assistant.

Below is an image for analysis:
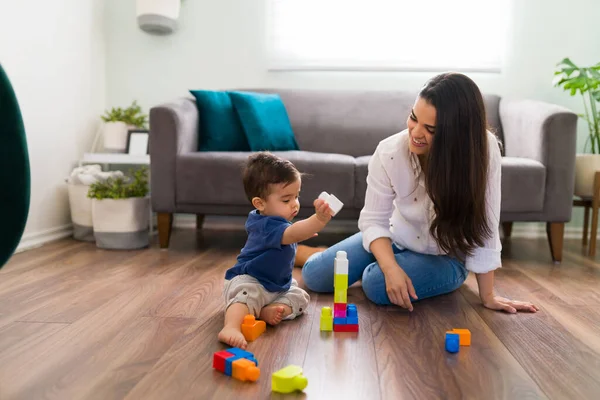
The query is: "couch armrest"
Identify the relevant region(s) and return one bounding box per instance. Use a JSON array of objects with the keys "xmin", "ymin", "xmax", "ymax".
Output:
[
  {"xmin": 149, "ymin": 97, "xmax": 198, "ymax": 212},
  {"xmin": 499, "ymin": 98, "xmax": 578, "ymax": 221}
]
